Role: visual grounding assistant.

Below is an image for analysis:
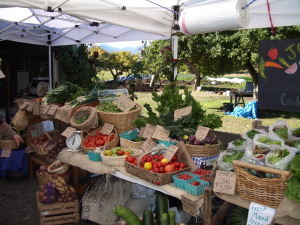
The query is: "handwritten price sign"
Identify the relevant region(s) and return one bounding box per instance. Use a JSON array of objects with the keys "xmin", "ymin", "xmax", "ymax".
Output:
[
  {"xmin": 164, "ymin": 145, "xmax": 178, "ymax": 162},
  {"xmin": 195, "ymin": 126, "xmax": 210, "ymax": 141},
  {"xmin": 47, "ymin": 104, "xmax": 58, "ymax": 115},
  {"xmin": 113, "ymin": 94, "xmax": 136, "ymax": 112},
  {"xmin": 142, "ymin": 124, "xmax": 156, "ymax": 139},
  {"xmin": 152, "ymin": 125, "xmax": 170, "ymax": 141},
  {"xmin": 174, "ymin": 106, "xmax": 192, "ymax": 121},
  {"xmin": 61, "ymin": 127, "xmax": 76, "ymax": 138},
  {"xmin": 100, "ymin": 123, "xmax": 114, "ymax": 135},
  {"xmin": 213, "ymin": 170, "xmax": 236, "ymax": 195},
  {"xmin": 141, "ymin": 138, "xmax": 157, "ymax": 152}
]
